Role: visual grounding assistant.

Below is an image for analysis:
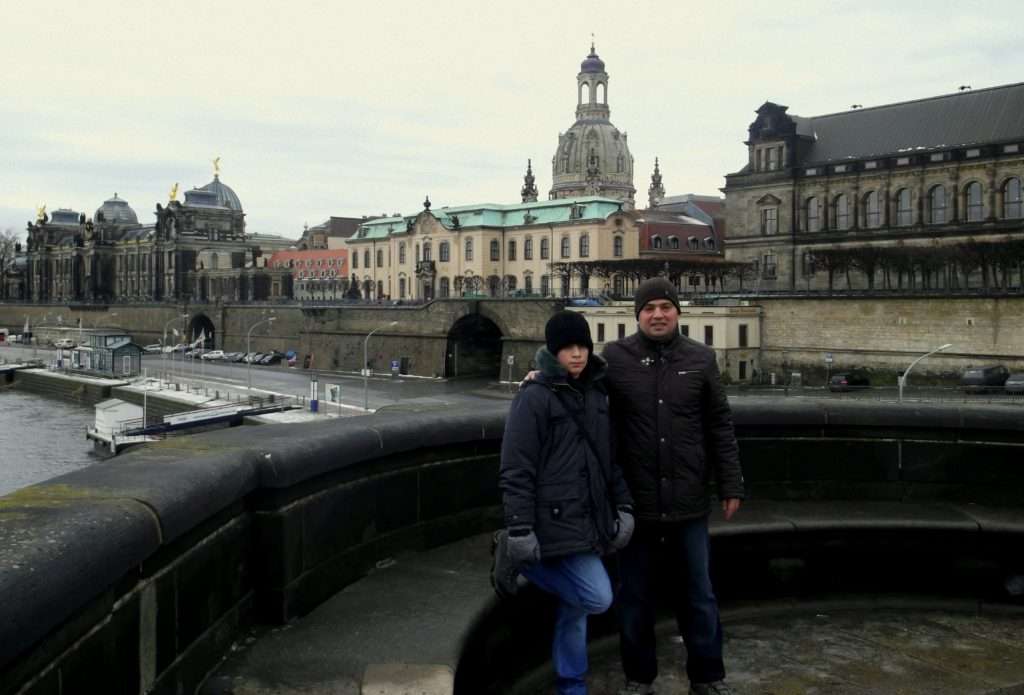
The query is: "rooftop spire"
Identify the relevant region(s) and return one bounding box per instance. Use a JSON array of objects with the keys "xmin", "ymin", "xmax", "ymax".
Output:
[
  {"xmin": 521, "ymin": 159, "xmax": 538, "ymax": 203},
  {"xmin": 648, "ymin": 157, "xmax": 665, "ymax": 208}
]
